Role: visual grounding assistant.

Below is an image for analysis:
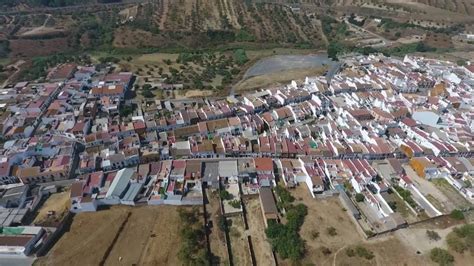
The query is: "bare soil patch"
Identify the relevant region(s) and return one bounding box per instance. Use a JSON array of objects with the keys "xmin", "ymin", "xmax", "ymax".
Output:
[
  {"xmin": 35, "ymin": 206, "xmax": 131, "ymax": 266},
  {"xmin": 36, "ymin": 205, "xmax": 190, "ymax": 266},
  {"xmin": 33, "ymin": 190, "xmax": 70, "ymax": 226},
  {"xmin": 228, "ymin": 215, "xmax": 252, "ymax": 265},
  {"xmin": 244, "ymin": 197, "xmax": 275, "ymax": 266}
]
